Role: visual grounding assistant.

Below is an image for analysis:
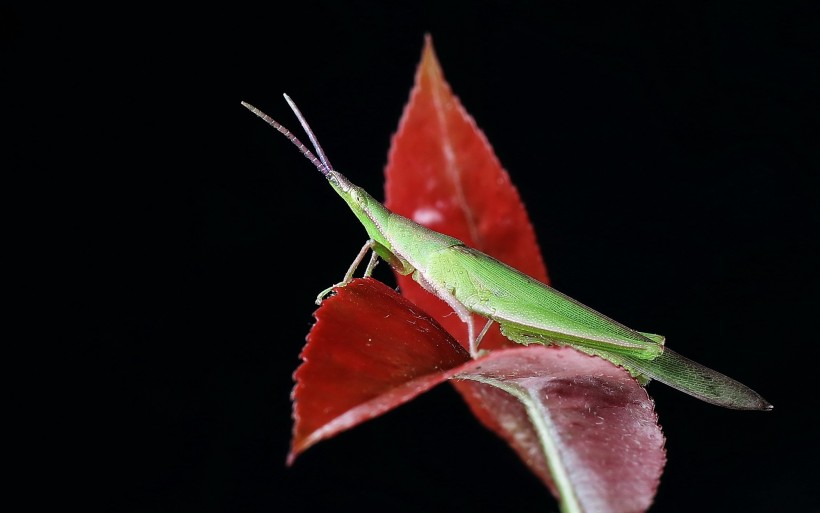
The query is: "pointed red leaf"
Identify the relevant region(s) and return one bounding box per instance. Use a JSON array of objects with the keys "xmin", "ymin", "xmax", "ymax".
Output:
[
  {"xmin": 289, "ymin": 278, "xmax": 470, "ymax": 464},
  {"xmin": 385, "ymin": 34, "xmax": 548, "ymax": 352},
  {"xmin": 453, "ymin": 346, "xmax": 666, "ymax": 513}
]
